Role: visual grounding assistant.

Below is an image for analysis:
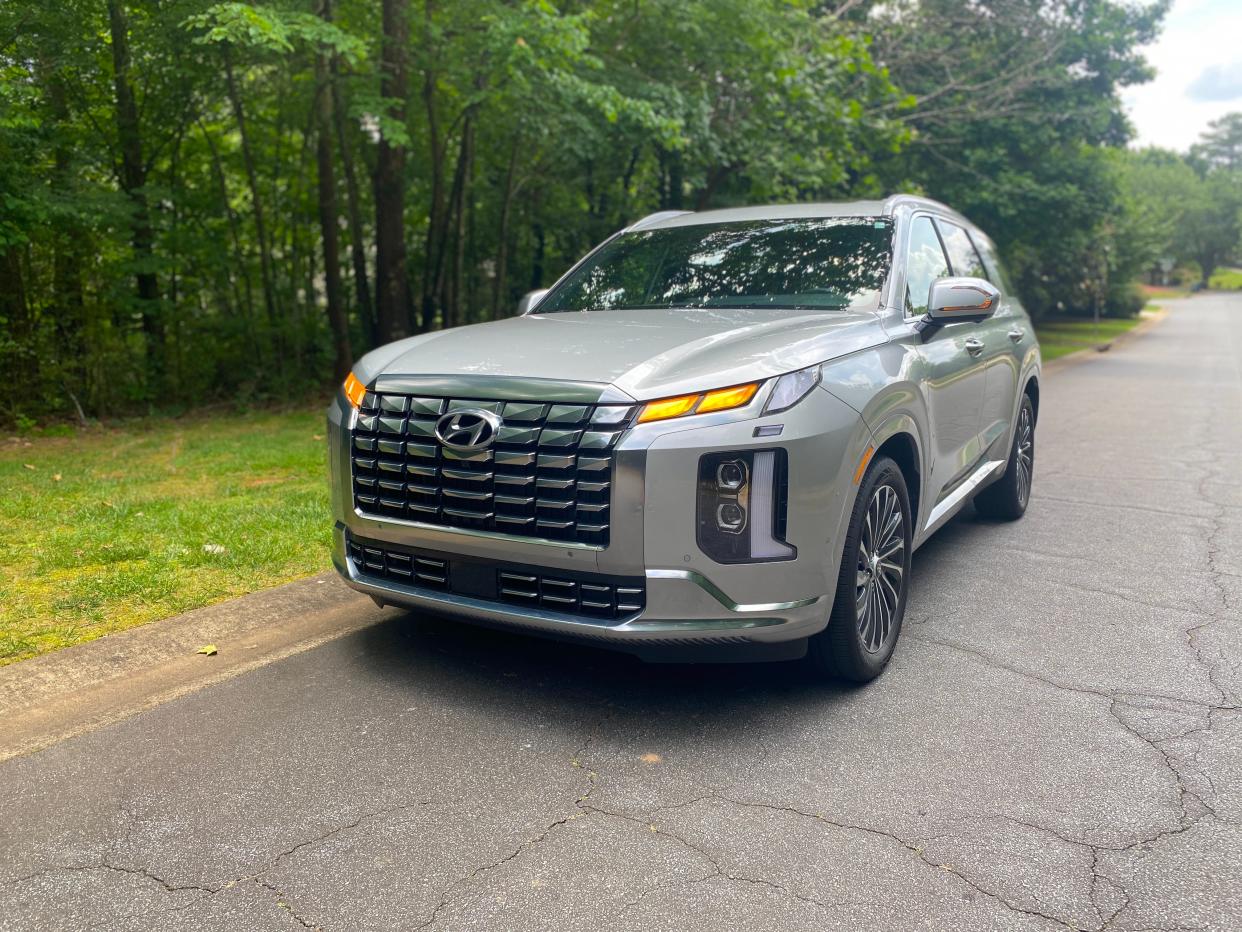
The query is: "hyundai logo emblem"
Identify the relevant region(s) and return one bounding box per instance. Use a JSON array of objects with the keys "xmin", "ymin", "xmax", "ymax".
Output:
[{"xmin": 434, "ymin": 409, "xmax": 502, "ymax": 451}]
